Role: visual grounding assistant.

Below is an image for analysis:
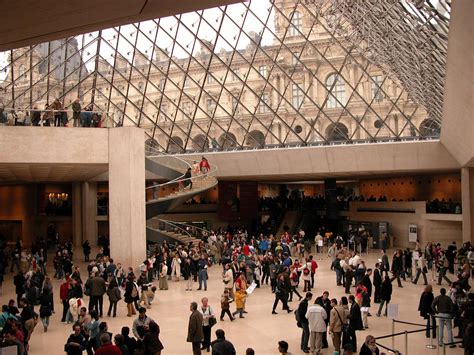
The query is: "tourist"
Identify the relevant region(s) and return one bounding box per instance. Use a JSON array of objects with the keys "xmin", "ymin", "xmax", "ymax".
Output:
[
  {"xmin": 376, "ymin": 275, "xmax": 392, "ymax": 317},
  {"xmin": 159, "ymin": 262, "xmax": 169, "ymax": 290},
  {"xmin": 232, "ymin": 289, "xmax": 247, "ymax": 319},
  {"xmin": 64, "ymin": 324, "xmax": 87, "ymax": 355},
  {"xmin": 418, "ymin": 284, "xmax": 436, "ymax": 338},
  {"xmin": 222, "ymin": 263, "xmax": 234, "ymax": 299},
  {"xmin": 39, "ymin": 287, "xmax": 53, "ymax": 332},
  {"xmin": 329, "ymin": 297, "xmax": 347, "ymax": 354},
  {"xmin": 348, "ymin": 294, "xmax": 363, "ymax": 352},
  {"xmin": 142, "ymin": 321, "xmax": 164, "ymax": 355},
  {"xmin": 277, "ymin": 340, "xmax": 291, "ymax": 355},
  {"xmin": 297, "ymin": 292, "xmax": 312, "ymax": 353},
  {"xmin": 272, "ymin": 274, "xmax": 292, "ymax": 314},
  {"xmin": 124, "ymin": 275, "xmax": 139, "ymax": 317},
  {"xmin": 132, "ymin": 307, "xmax": 152, "ymax": 341},
  {"xmin": 199, "ymin": 297, "xmax": 216, "ymax": 352},
  {"xmin": 187, "ymin": 301, "xmax": 204, "ymax": 355},
  {"xmin": 437, "ymin": 251, "xmax": 452, "ymax": 286},
  {"xmin": 106, "ymin": 278, "xmax": 121, "ymax": 317},
  {"xmin": 306, "ymin": 298, "xmax": 327, "ymax": 354},
  {"xmin": 359, "ymin": 335, "xmax": 379, "ymax": 355},
  {"xmin": 210, "ymin": 329, "xmax": 236, "ymax": 355},
  {"xmin": 197, "ymin": 255, "xmax": 209, "ymax": 291},
  {"xmin": 113, "ymin": 334, "xmax": 129, "ymax": 355},
  {"xmin": 88, "ymin": 271, "xmax": 106, "ymax": 317},
  {"xmin": 432, "ymin": 288, "xmax": 456, "ymax": 348},
  {"xmin": 95, "ymin": 333, "xmax": 121, "ymax": 355},
  {"xmin": 219, "ymin": 289, "xmax": 235, "ymax": 321}
]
